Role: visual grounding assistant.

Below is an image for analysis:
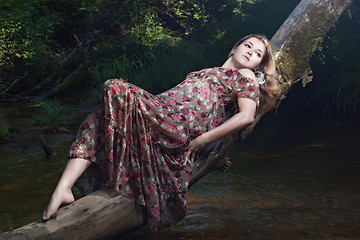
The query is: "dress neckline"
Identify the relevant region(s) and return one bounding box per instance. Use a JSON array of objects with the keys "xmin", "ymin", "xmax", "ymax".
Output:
[{"xmin": 209, "ymin": 67, "xmax": 256, "ymax": 82}]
